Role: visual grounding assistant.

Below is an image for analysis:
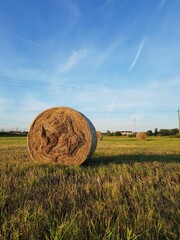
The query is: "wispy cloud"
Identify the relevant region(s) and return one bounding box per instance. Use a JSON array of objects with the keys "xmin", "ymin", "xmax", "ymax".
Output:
[
  {"xmin": 129, "ymin": 37, "xmax": 147, "ymax": 71},
  {"xmin": 160, "ymin": 77, "xmax": 180, "ymax": 96},
  {"xmin": 91, "ymin": 37, "xmax": 125, "ymax": 70},
  {"xmin": 59, "ymin": 48, "xmax": 88, "ymax": 73},
  {"xmin": 64, "ymin": 0, "xmax": 81, "ymax": 19},
  {"xmin": 157, "ymin": 0, "xmax": 166, "ymax": 10},
  {"xmin": 0, "ymin": 98, "xmax": 7, "ymax": 112},
  {"xmin": 19, "ymin": 95, "xmax": 50, "ymax": 112},
  {"xmin": 97, "ymin": 0, "xmax": 115, "ymax": 17},
  {"xmin": 101, "ymin": 0, "xmax": 115, "ymax": 8},
  {"xmin": 15, "ymin": 35, "xmax": 43, "ymax": 48},
  {"xmin": 107, "ymin": 93, "xmax": 118, "ymax": 114},
  {"xmin": 0, "ymin": 98, "xmax": 7, "ymax": 105}
]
